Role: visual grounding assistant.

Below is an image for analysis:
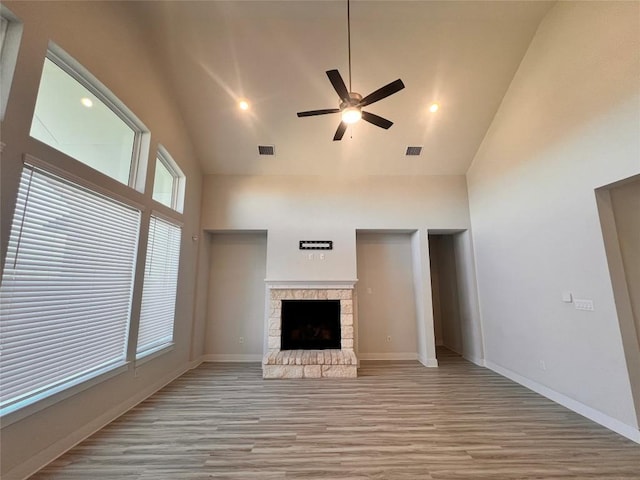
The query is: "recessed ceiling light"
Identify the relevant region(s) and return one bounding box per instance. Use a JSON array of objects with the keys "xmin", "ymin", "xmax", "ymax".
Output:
[
  {"xmin": 429, "ymin": 103, "xmax": 439, "ymax": 113},
  {"xmin": 239, "ymin": 100, "xmax": 250, "ymax": 111},
  {"xmin": 81, "ymin": 97, "xmax": 93, "ymax": 108}
]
